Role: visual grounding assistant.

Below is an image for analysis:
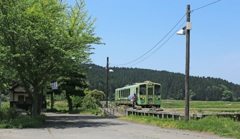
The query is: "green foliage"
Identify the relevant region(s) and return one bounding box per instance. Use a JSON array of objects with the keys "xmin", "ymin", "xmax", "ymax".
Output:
[
  {"xmin": 48, "ymin": 100, "xmax": 102, "ymax": 115},
  {"xmin": 0, "ymin": 0, "xmax": 101, "ymax": 116},
  {"xmin": 1, "ymin": 102, "xmax": 9, "ymax": 109},
  {"xmin": 85, "ymin": 89, "xmax": 105, "ymax": 103},
  {"xmin": 0, "ymin": 108, "xmax": 46, "ymax": 128},
  {"xmin": 178, "ymin": 116, "xmax": 240, "ymax": 138},
  {"xmin": 84, "ymin": 64, "xmax": 240, "ymax": 101},
  {"xmin": 9, "ymin": 114, "xmax": 46, "ymax": 128},
  {"xmin": 222, "ymin": 90, "xmax": 234, "ymax": 101},
  {"xmin": 121, "ymin": 115, "xmax": 240, "ymax": 139},
  {"xmin": 80, "ymin": 89, "xmax": 105, "ymax": 110},
  {"xmin": 82, "ymin": 95, "xmax": 98, "ymax": 109},
  {"xmin": 71, "ymin": 96, "xmax": 83, "ymax": 109},
  {"xmin": 0, "ymin": 108, "xmax": 19, "ymax": 121}
]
